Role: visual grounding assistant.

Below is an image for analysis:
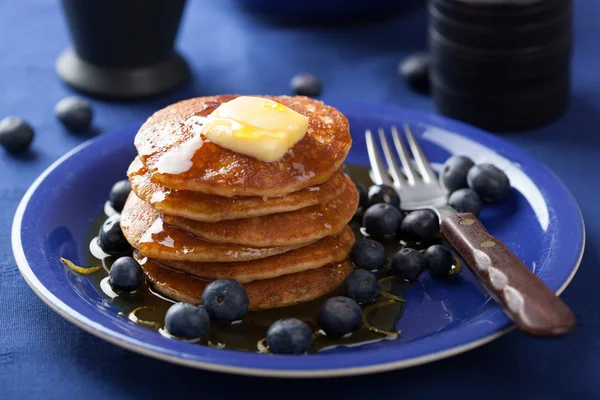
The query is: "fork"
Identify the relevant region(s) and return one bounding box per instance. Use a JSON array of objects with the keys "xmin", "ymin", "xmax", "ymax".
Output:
[{"xmin": 365, "ymin": 125, "xmax": 576, "ymax": 337}]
